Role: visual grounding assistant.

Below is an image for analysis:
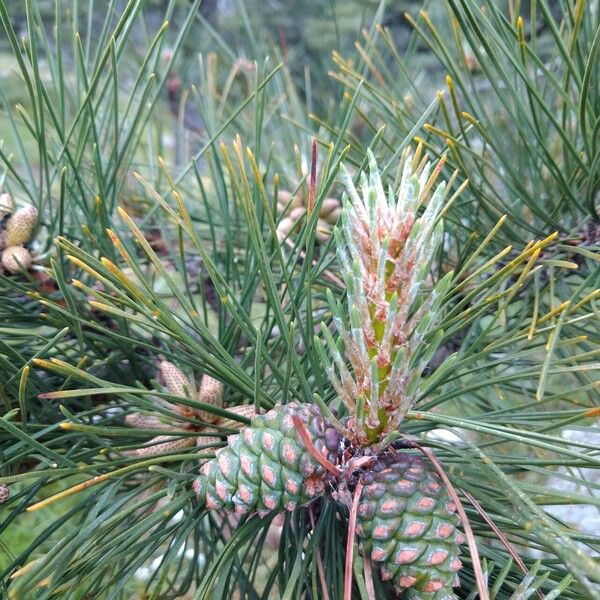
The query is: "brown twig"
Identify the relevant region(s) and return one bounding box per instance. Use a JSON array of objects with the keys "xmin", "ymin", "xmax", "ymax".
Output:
[
  {"xmin": 309, "ymin": 506, "xmax": 331, "ymax": 600},
  {"xmin": 413, "ymin": 442, "xmax": 490, "ymax": 600},
  {"xmin": 291, "ymin": 415, "xmax": 340, "ymax": 477},
  {"xmin": 363, "ymin": 555, "xmax": 376, "ymax": 600},
  {"xmin": 462, "ymin": 489, "xmax": 544, "ymax": 600},
  {"xmin": 344, "ymin": 480, "xmax": 364, "ymax": 600}
]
